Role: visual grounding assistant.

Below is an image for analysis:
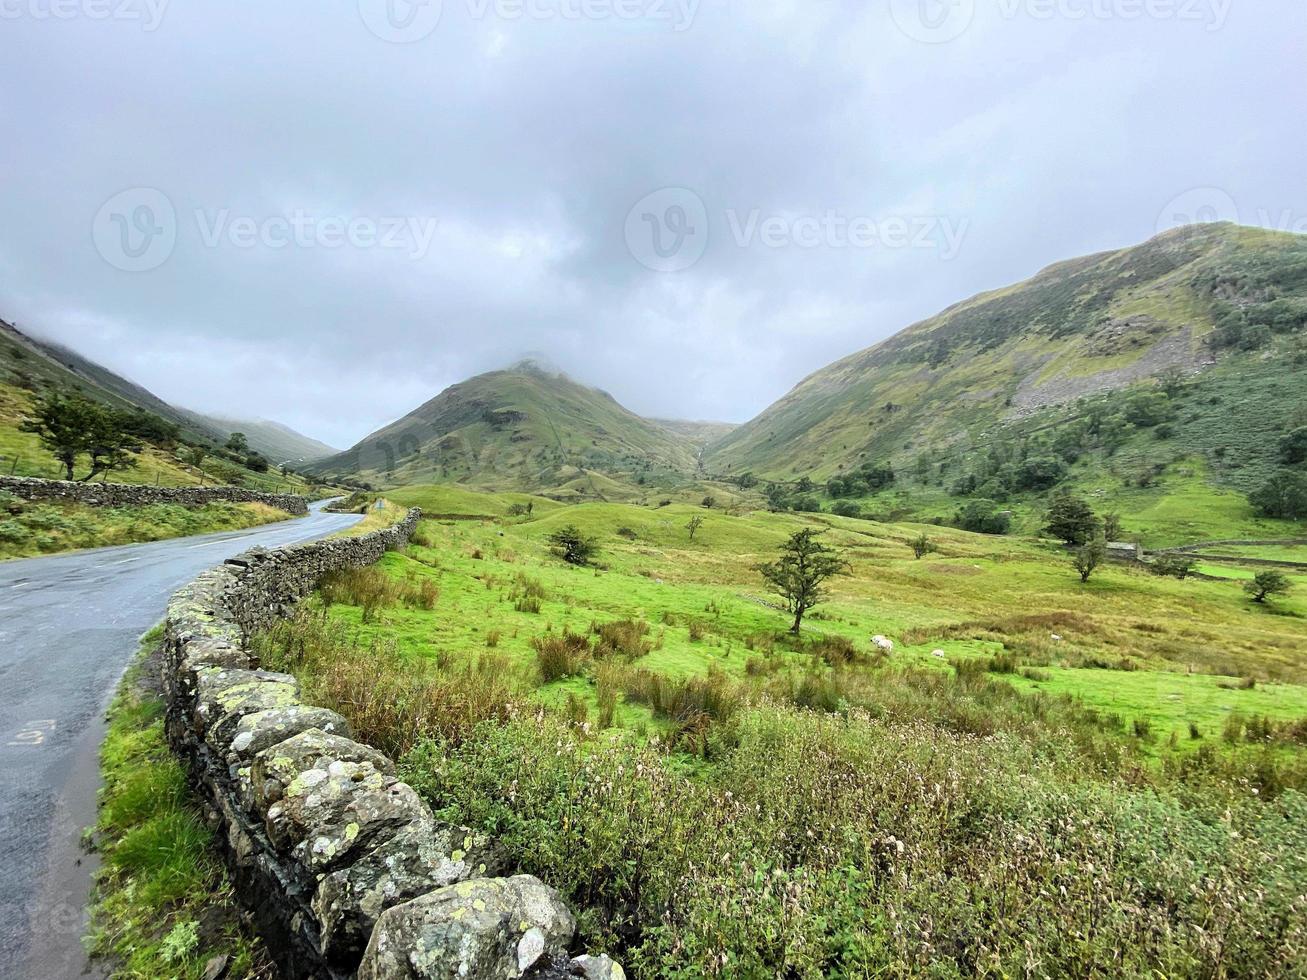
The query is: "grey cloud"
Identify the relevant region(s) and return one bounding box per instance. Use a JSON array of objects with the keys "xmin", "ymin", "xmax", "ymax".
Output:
[{"xmin": 0, "ymin": 0, "xmax": 1303, "ymax": 447}]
